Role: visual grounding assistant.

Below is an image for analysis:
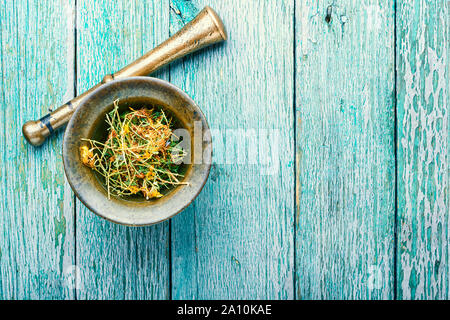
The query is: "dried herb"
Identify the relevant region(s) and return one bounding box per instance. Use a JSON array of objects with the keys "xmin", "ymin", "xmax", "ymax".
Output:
[{"xmin": 80, "ymin": 100, "xmax": 187, "ymax": 200}]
